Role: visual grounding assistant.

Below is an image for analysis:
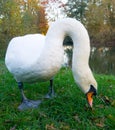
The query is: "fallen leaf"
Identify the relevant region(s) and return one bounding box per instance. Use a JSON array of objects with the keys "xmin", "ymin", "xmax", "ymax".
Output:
[
  {"xmin": 98, "ymin": 95, "xmax": 111, "ymax": 105},
  {"xmin": 107, "ymin": 114, "xmax": 115, "ymax": 122},
  {"xmin": 4, "ymin": 120, "xmax": 12, "ymax": 123},
  {"xmin": 59, "ymin": 122, "xmax": 70, "ymax": 130},
  {"xmin": 90, "ymin": 116, "xmax": 105, "ymax": 128},
  {"xmin": 111, "ymin": 100, "xmax": 115, "ymax": 106},
  {"xmin": 46, "ymin": 124, "xmax": 56, "ymax": 130},
  {"xmin": 96, "ymin": 123, "xmax": 105, "ymax": 128},
  {"xmin": 104, "ymin": 96, "xmax": 111, "ymax": 105},
  {"xmin": 10, "ymin": 93, "xmax": 16, "ymax": 96},
  {"xmin": 10, "ymin": 125, "xmax": 17, "ymax": 130},
  {"xmin": 73, "ymin": 114, "xmax": 81, "ymax": 123},
  {"xmin": 109, "ymin": 85, "xmax": 112, "ymax": 88},
  {"xmin": 95, "ymin": 104, "xmax": 104, "ymax": 108}
]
